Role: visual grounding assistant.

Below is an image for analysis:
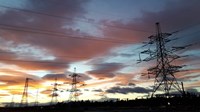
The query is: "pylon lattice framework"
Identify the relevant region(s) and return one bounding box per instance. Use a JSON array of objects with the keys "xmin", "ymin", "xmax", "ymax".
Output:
[
  {"xmin": 20, "ymin": 78, "xmax": 32, "ymax": 107},
  {"xmin": 68, "ymin": 68, "xmax": 81, "ymax": 101},
  {"xmin": 51, "ymin": 78, "xmax": 58, "ymax": 104},
  {"xmin": 139, "ymin": 23, "xmax": 187, "ymax": 97}
]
